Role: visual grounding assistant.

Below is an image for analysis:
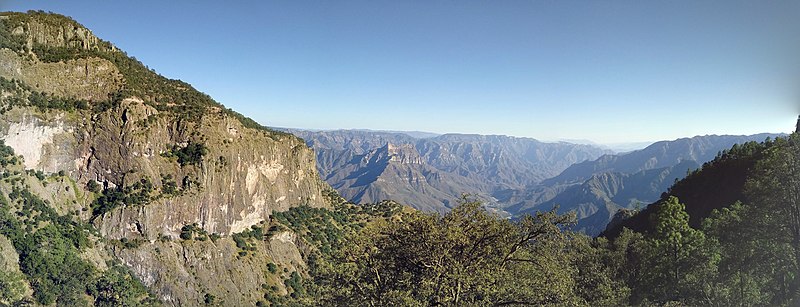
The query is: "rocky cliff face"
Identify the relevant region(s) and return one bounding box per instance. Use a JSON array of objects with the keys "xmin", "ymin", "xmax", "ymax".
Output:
[
  {"xmin": 796, "ymin": 115, "xmax": 799, "ymax": 133},
  {"xmin": 5, "ymin": 13, "xmax": 107, "ymax": 51},
  {"xmin": 0, "ymin": 11, "xmax": 329, "ymax": 305}
]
